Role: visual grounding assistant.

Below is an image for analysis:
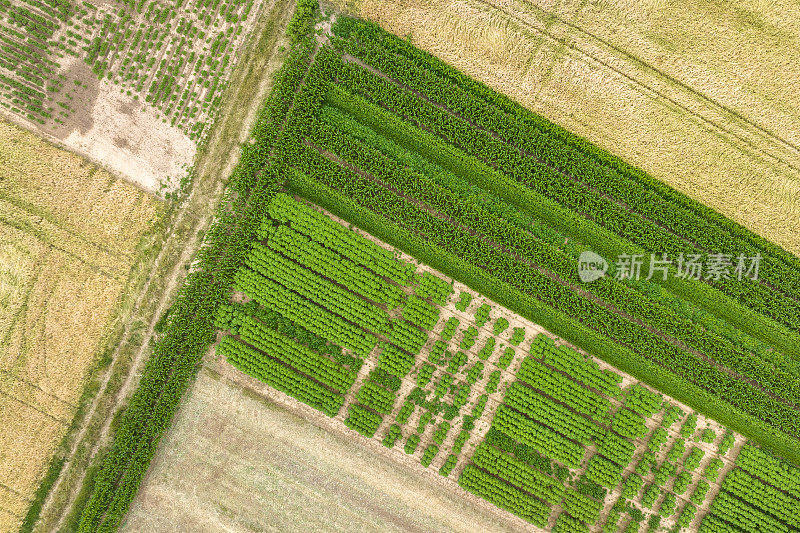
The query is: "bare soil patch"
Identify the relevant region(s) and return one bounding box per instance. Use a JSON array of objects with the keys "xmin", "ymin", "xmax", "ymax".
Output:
[
  {"xmin": 59, "ymin": 81, "xmax": 196, "ymax": 193},
  {"xmin": 122, "ymin": 371, "xmax": 527, "ymax": 533}
]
